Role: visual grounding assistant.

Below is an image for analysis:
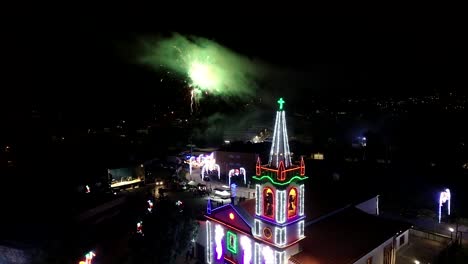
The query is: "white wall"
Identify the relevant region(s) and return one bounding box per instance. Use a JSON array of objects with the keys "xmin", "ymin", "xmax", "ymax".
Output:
[
  {"xmin": 355, "ymin": 195, "xmax": 379, "ymax": 215},
  {"xmin": 396, "ymin": 230, "xmax": 409, "ymax": 251},
  {"xmin": 353, "ymin": 236, "xmax": 393, "ymax": 264}
]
